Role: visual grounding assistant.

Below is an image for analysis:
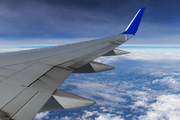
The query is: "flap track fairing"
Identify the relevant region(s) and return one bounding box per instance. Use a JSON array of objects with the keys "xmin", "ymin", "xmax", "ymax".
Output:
[
  {"xmin": 102, "ymin": 49, "xmax": 130, "ymax": 56},
  {"xmin": 73, "ymin": 61, "xmax": 114, "ymax": 73},
  {"xmin": 40, "ymin": 90, "xmax": 95, "ymax": 111}
]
